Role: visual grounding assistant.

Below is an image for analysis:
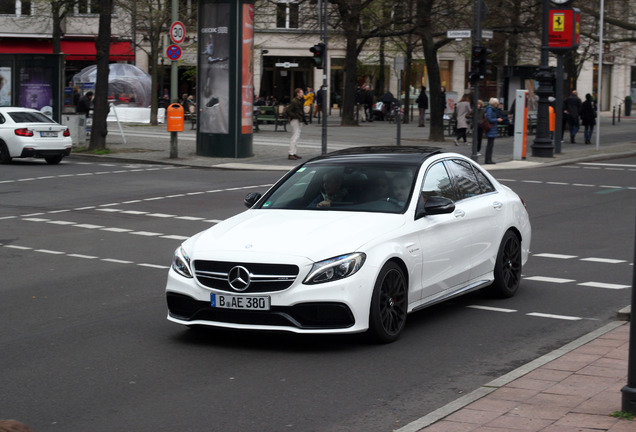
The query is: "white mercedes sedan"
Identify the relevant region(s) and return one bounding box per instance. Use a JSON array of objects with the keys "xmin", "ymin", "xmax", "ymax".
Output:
[
  {"xmin": 166, "ymin": 147, "xmax": 531, "ymax": 343},
  {"xmin": 0, "ymin": 107, "xmax": 72, "ymax": 164}
]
